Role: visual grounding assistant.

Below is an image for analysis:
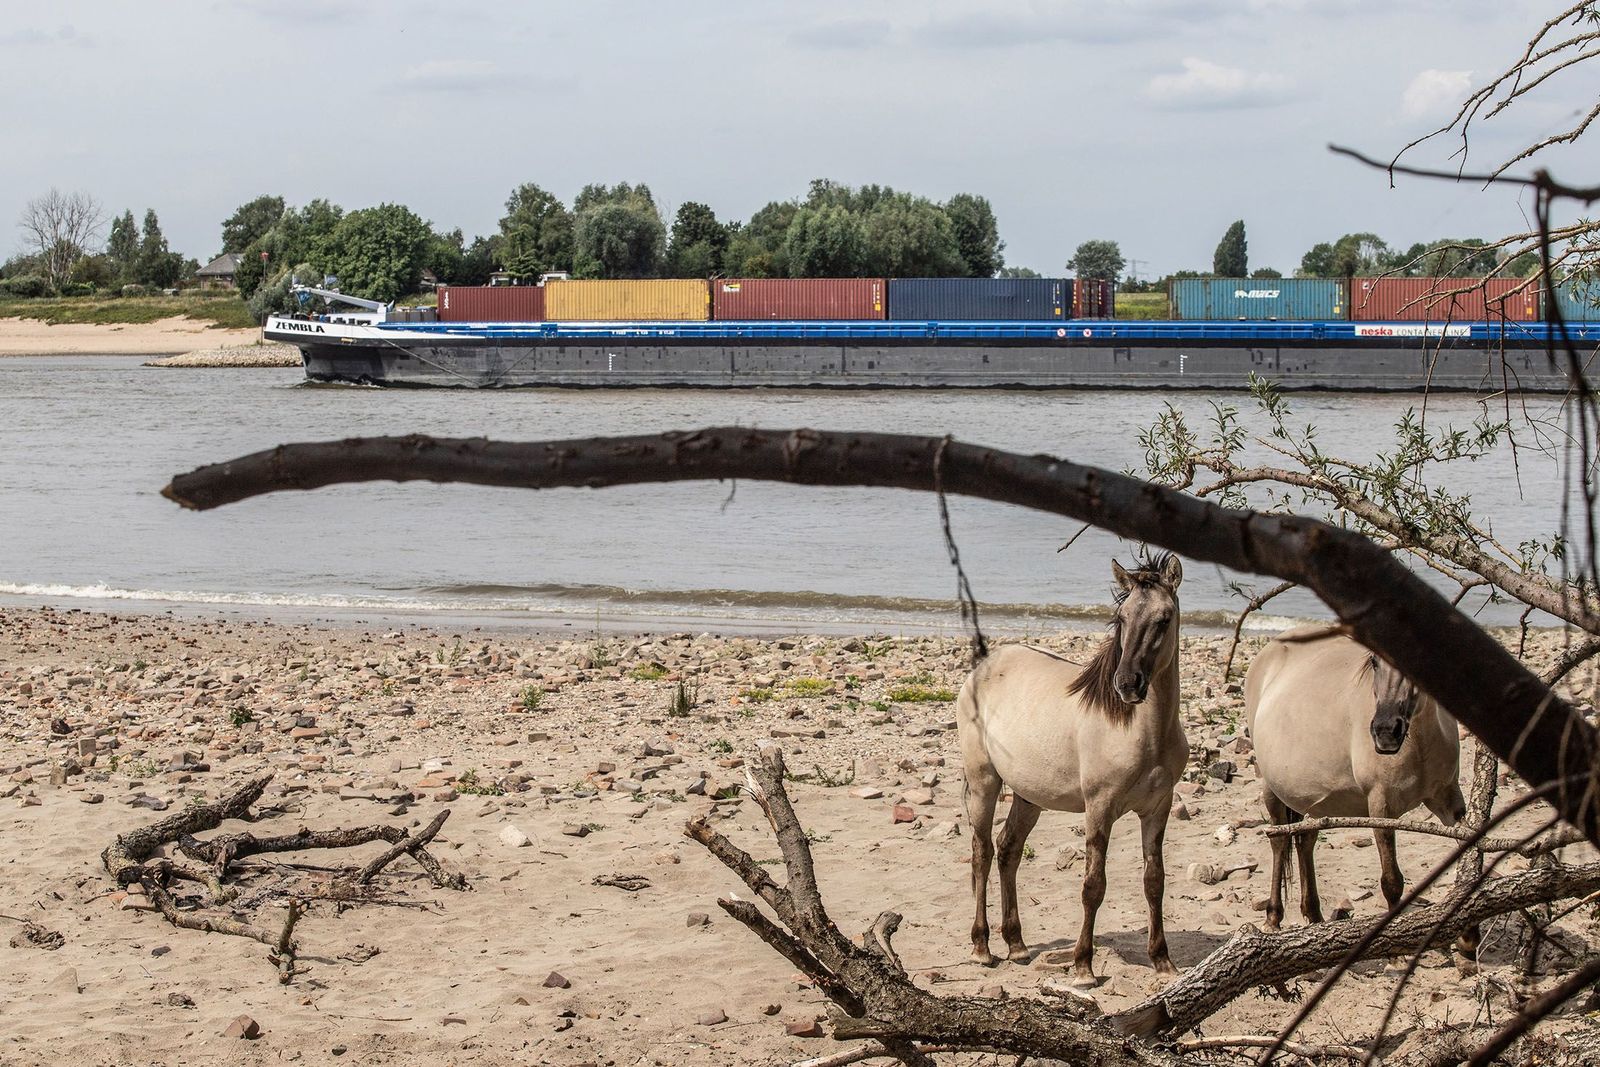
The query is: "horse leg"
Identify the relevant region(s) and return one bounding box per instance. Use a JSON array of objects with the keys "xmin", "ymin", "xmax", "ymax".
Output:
[
  {"xmin": 1295, "ymin": 819, "xmax": 1324, "ymax": 924},
  {"xmin": 1263, "ymin": 790, "xmax": 1297, "ymax": 931},
  {"xmin": 996, "ymin": 795, "xmax": 1043, "ymax": 962},
  {"xmin": 1138, "ymin": 802, "xmax": 1177, "ymax": 975},
  {"xmin": 1070, "ymin": 803, "xmax": 1114, "ymax": 988},
  {"xmin": 1374, "ymin": 826, "xmax": 1404, "ymax": 910},
  {"xmin": 964, "ymin": 770, "xmax": 1002, "ymax": 966}
]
